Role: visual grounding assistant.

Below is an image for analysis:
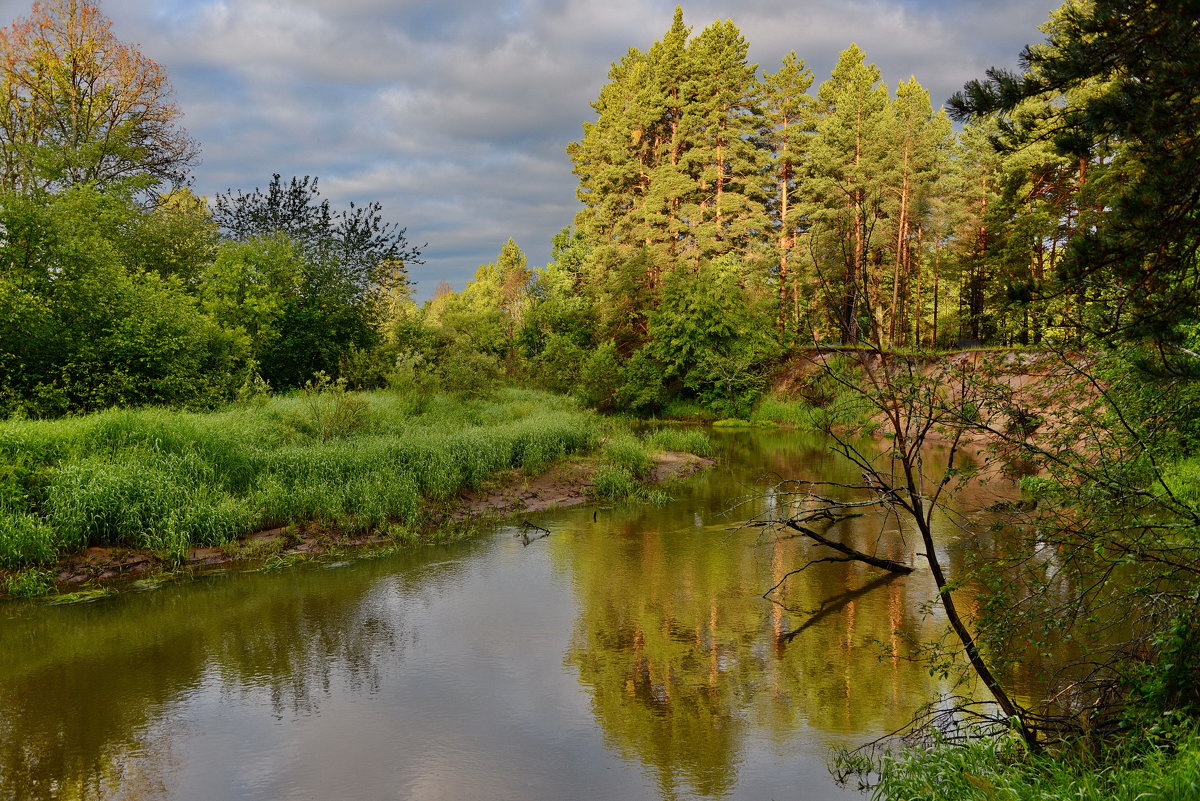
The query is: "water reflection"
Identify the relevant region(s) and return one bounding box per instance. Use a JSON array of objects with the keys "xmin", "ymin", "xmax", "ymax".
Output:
[
  {"xmin": 548, "ymin": 430, "xmax": 1030, "ymax": 797},
  {"xmin": 0, "ymin": 556, "xmax": 434, "ymax": 801},
  {"xmin": 0, "ymin": 429, "xmax": 1036, "ymax": 801}
]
